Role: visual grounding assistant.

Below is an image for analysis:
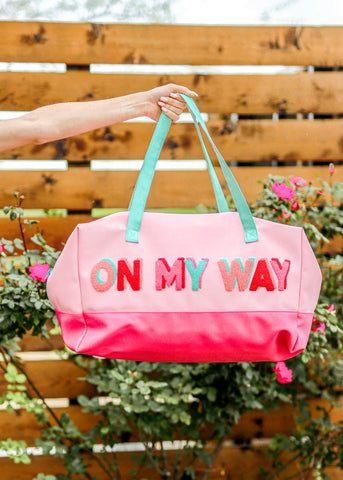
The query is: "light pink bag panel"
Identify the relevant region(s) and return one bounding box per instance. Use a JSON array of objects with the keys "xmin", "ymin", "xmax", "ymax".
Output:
[{"xmin": 77, "ymin": 212, "xmax": 318, "ymax": 314}]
